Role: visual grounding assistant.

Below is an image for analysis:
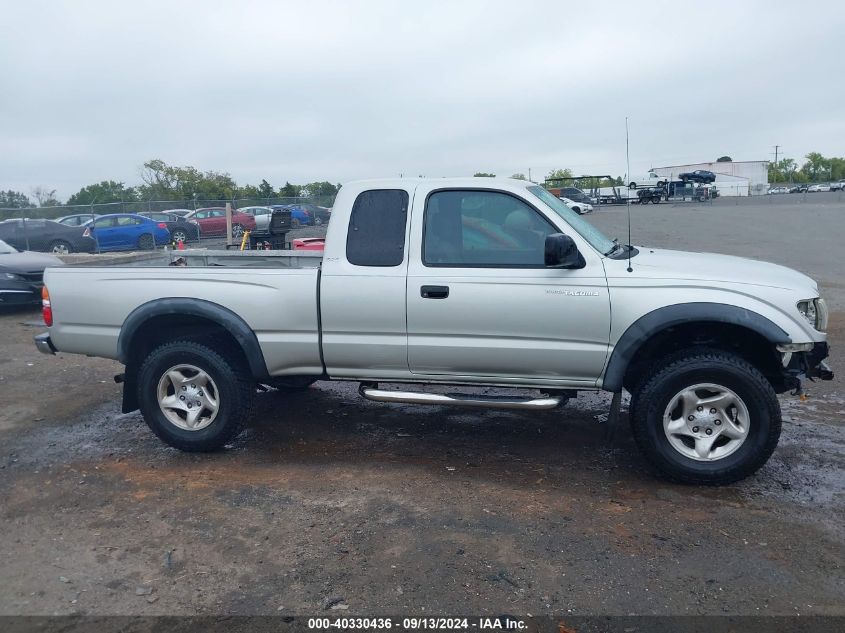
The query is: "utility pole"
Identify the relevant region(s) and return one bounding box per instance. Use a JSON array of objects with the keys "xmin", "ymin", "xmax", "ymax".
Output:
[{"xmin": 771, "ymin": 145, "xmax": 781, "ymax": 183}]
